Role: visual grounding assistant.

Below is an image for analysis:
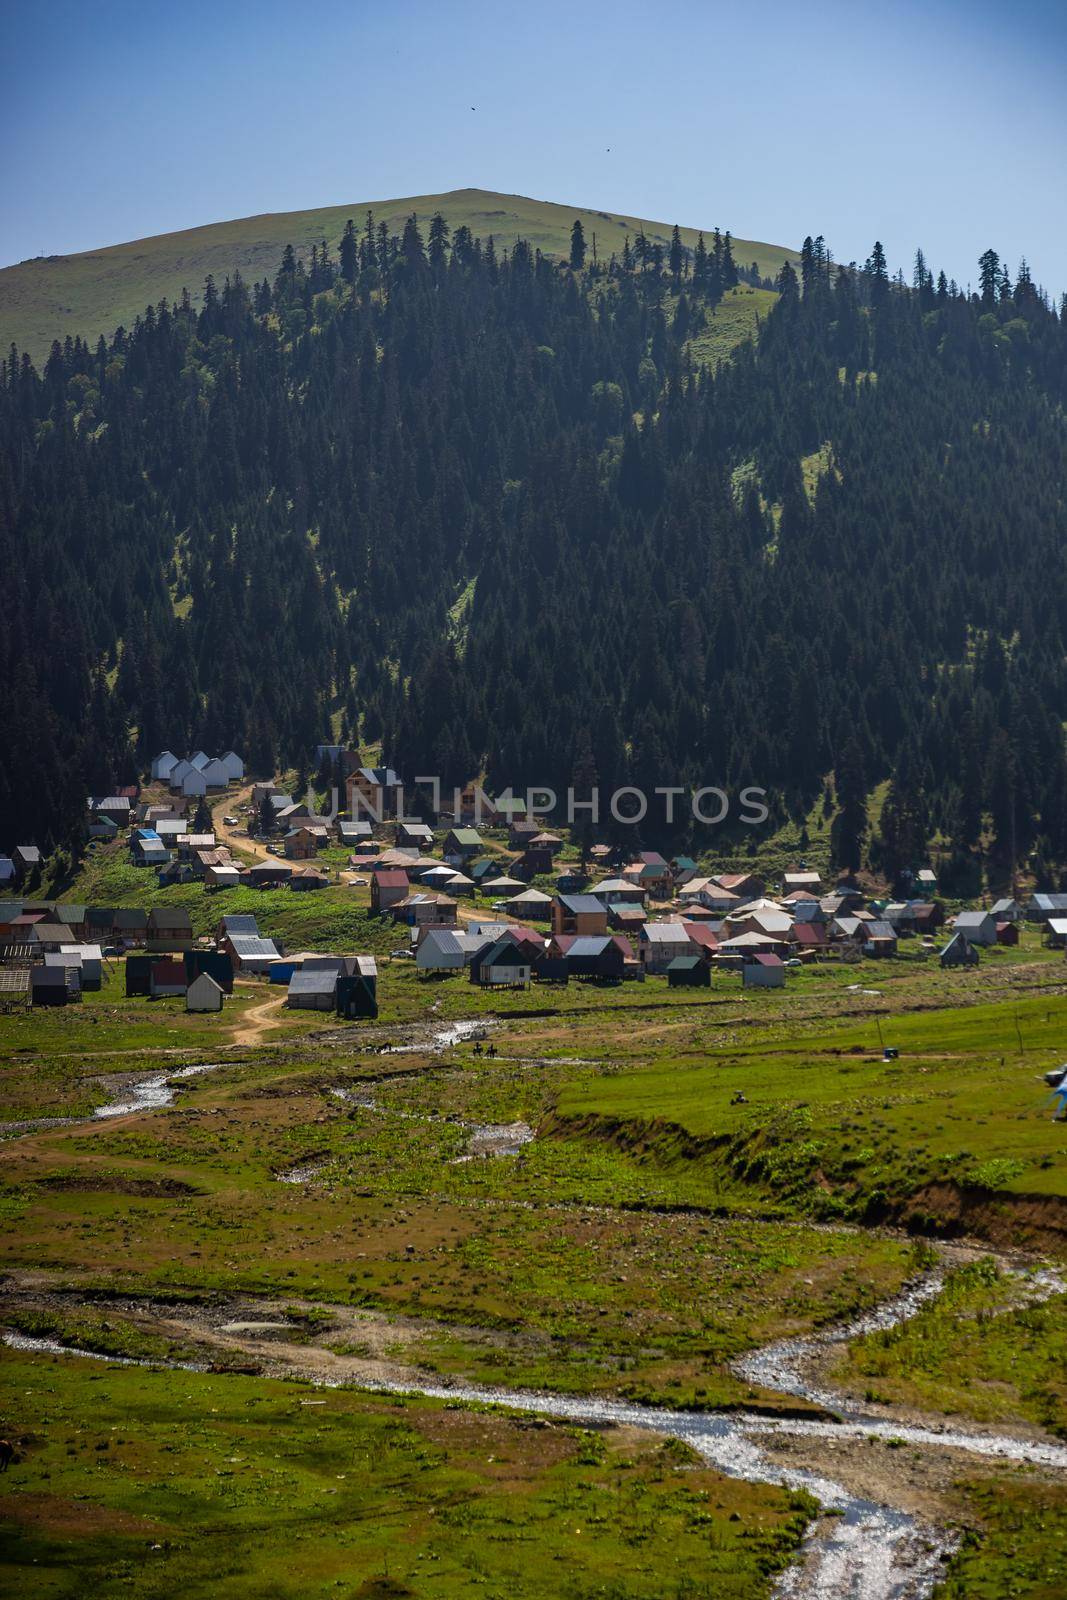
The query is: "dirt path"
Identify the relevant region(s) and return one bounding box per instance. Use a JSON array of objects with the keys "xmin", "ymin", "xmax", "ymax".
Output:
[
  {"xmin": 211, "ymin": 785, "xmax": 271, "ymax": 863},
  {"xmin": 229, "ymin": 989, "xmax": 288, "ymax": 1047}
]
